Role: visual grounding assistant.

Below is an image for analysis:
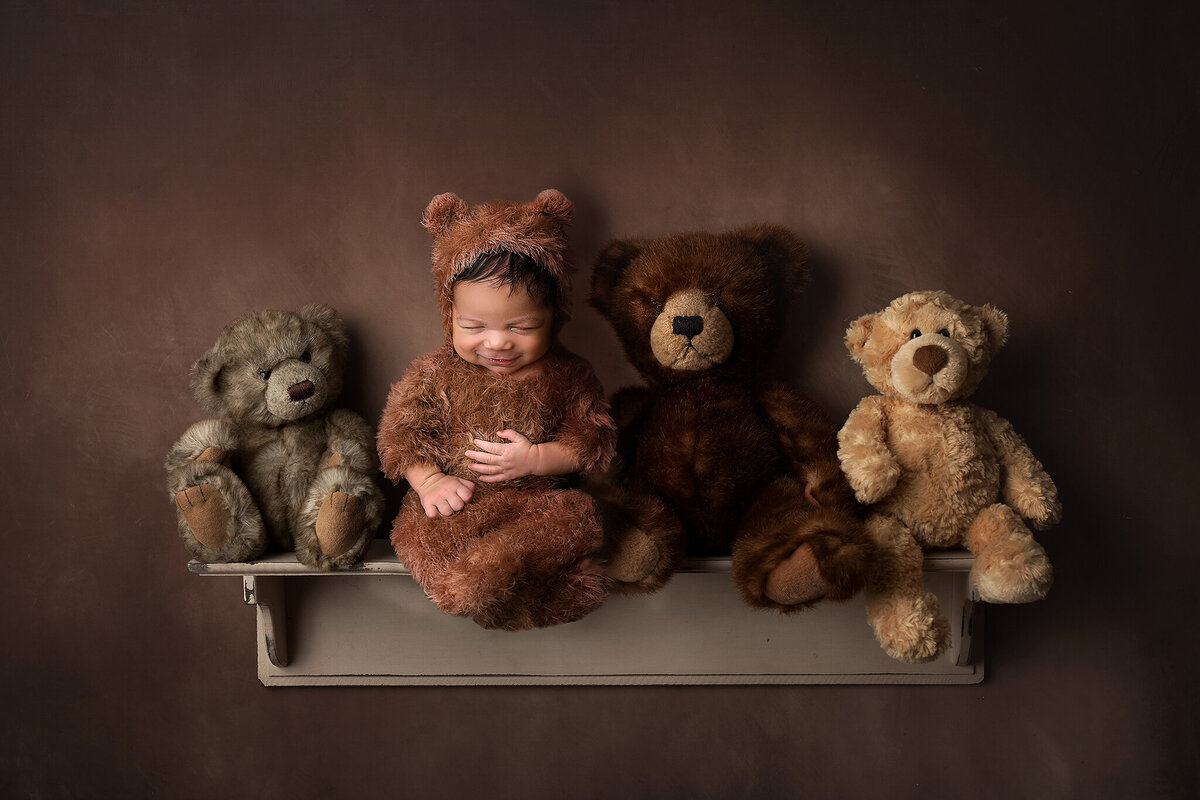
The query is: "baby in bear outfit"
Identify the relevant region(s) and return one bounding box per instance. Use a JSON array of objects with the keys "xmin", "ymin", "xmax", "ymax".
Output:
[{"xmin": 377, "ymin": 190, "xmax": 616, "ymax": 630}]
